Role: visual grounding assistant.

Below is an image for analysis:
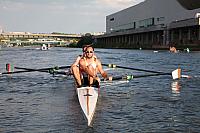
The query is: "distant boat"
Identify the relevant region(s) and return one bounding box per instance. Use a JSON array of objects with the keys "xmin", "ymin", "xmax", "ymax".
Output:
[
  {"xmin": 184, "ymin": 48, "xmax": 190, "ymax": 53},
  {"xmin": 41, "ymin": 44, "xmax": 47, "ymax": 51}
]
